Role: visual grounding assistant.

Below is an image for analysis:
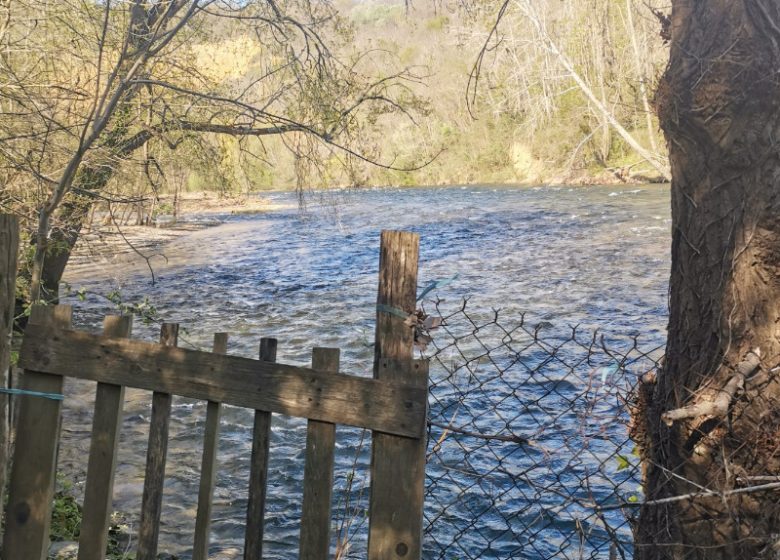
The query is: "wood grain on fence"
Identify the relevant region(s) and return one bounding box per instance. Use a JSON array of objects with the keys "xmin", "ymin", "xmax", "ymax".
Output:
[
  {"xmin": 137, "ymin": 323, "xmax": 179, "ymax": 560},
  {"xmin": 78, "ymin": 315, "xmax": 133, "ymax": 560},
  {"xmin": 299, "ymin": 347, "xmax": 339, "ymax": 559},
  {"xmin": 4, "ymin": 304, "xmax": 72, "ymax": 560},
  {"xmin": 368, "ymin": 230, "xmax": 428, "ymax": 560},
  {"xmin": 244, "ymin": 337, "xmax": 276, "ymax": 560},
  {"xmin": 192, "ymin": 332, "xmax": 229, "ymax": 560},
  {"xmin": 19, "ymin": 327, "xmax": 426, "ymax": 438}
]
